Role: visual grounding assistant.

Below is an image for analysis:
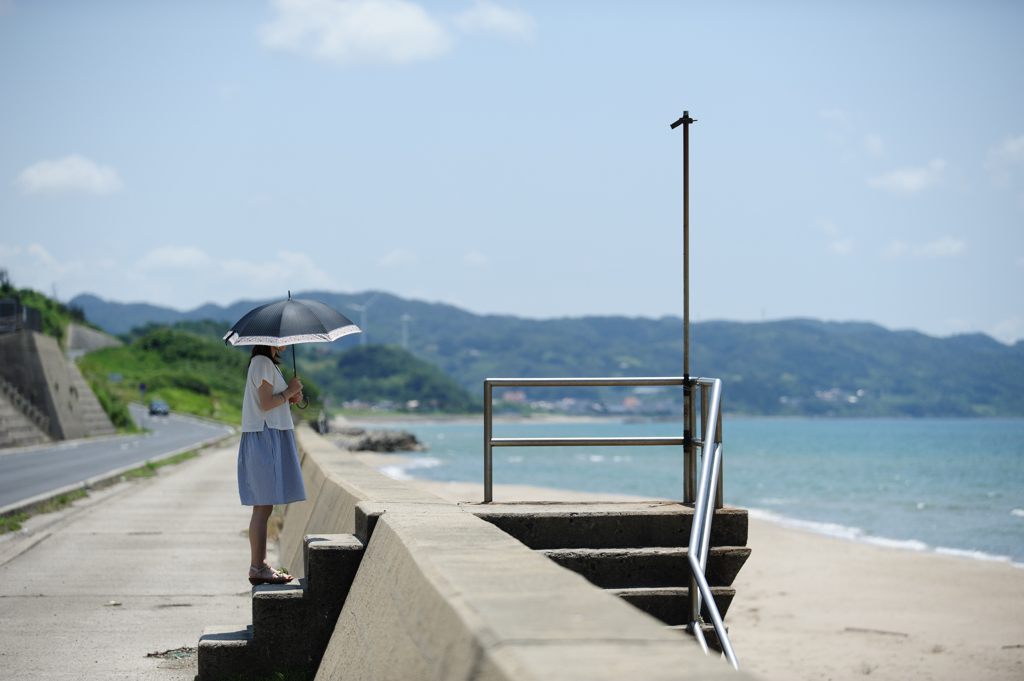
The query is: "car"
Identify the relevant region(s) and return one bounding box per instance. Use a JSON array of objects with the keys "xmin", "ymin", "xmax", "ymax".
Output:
[{"xmin": 149, "ymin": 399, "xmax": 170, "ymax": 416}]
